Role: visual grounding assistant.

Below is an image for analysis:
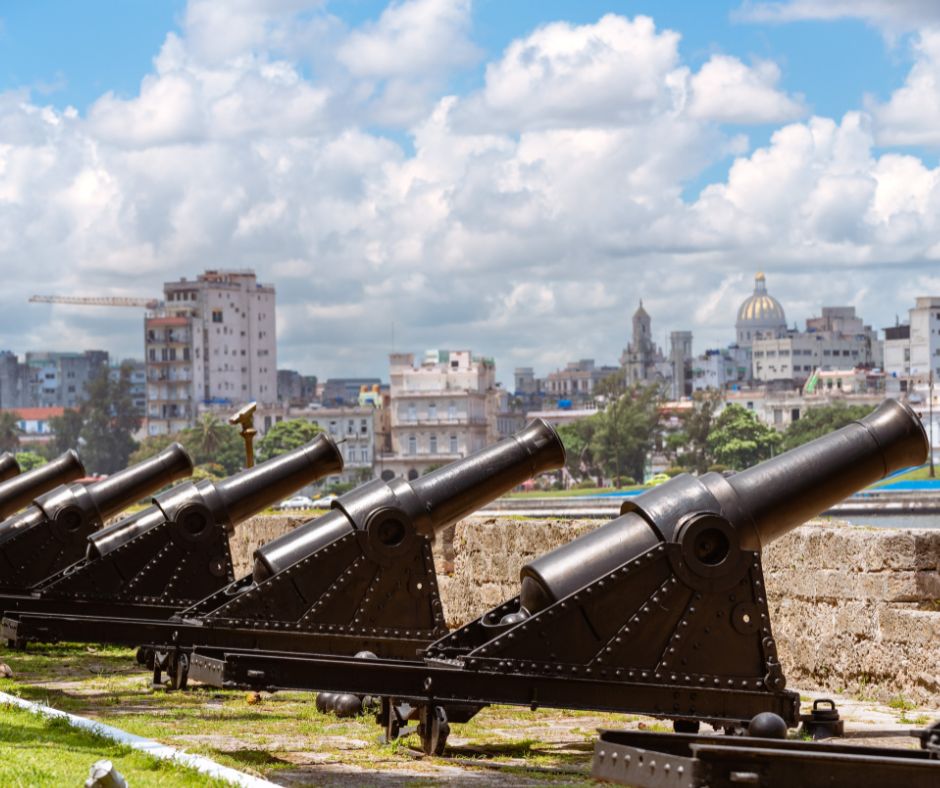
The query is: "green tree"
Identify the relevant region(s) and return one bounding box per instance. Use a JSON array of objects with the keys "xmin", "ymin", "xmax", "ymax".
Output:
[
  {"xmin": 128, "ymin": 423, "xmax": 245, "ymax": 477},
  {"xmin": 189, "ymin": 413, "xmax": 230, "ymax": 458},
  {"xmin": 0, "ymin": 411, "xmax": 22, "ymax": 452},
  {"xmin": 594, "ymin": 370, "xmax": 628, "ymax": 401},
  {"xmin": 707, "ymin": 404, "xmax": 781, "ymax": 470},
  {"xmin": 79, "ymin": 363, "xmax": 142, "ymax": 474},
  {"xmin": 556, "ymin": 418, "xmax": 602, "ymax": 485},
  {"xmin": 127, "ymin": 434, "xmax": 176, "ymax": 466},
  {"xmin": 591, "ymin": 383, "xmax": 663, "ymax": 486},
  {"xmin": 47, "ymin": 409, "xmax": 84, "ymax": 455},
  {"xmin": 256, "ymin": 419, "xmax": 324, "ymax": 464},
  {"xmin": 208, "ymin": 428, "xmax": 250, "ymax": 475},
  {"xmin": 191, "ymin": 462, "xmax": 227, "ymax": 482},
  {"xmin": 14, "ymin": 451, "xmax": 46, "ymax": 471},
  {"xmin": 781, "ymin": 403, "xmax": 874, "ymax": 452},
  {"xmin": 676, "ymin": 389, "xmax": 723, "ymax": 473}
]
